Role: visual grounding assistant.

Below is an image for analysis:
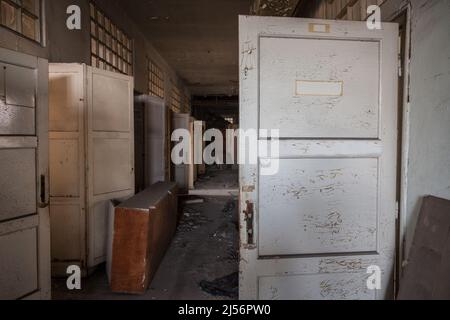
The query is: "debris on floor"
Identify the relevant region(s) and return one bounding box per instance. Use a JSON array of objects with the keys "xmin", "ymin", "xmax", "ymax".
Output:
[
  {"xmin": 222, "ymin": 199, "xmax": 236, "ymax": 214},
  {"xmin": 176, "ymin": 207, "xmax": 211, "ymax": 235},
  {"xmin": 199, "ymin": 272, "xmax": 239, "ymax": 299},
  {"xmin": 182, "ymin": 195, "xmax": 205, "ymax": 205}
]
